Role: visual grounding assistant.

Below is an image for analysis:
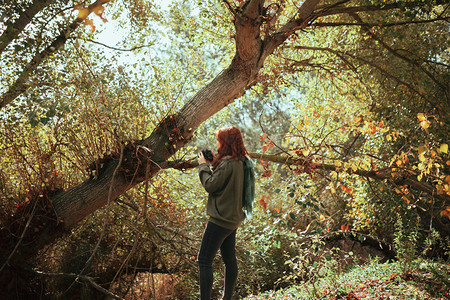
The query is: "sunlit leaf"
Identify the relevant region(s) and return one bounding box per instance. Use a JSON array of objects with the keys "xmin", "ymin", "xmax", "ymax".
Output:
[{"xmin": 77, "ymin": 7, "xmax": 90, "ymax": 19}]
